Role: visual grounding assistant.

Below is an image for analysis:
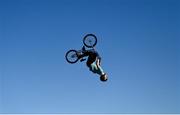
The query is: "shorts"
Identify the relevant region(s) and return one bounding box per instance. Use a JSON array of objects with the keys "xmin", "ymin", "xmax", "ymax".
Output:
[{"xmin": 89, "ymin": 62, "xmax": 104, "ymax": 75}]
